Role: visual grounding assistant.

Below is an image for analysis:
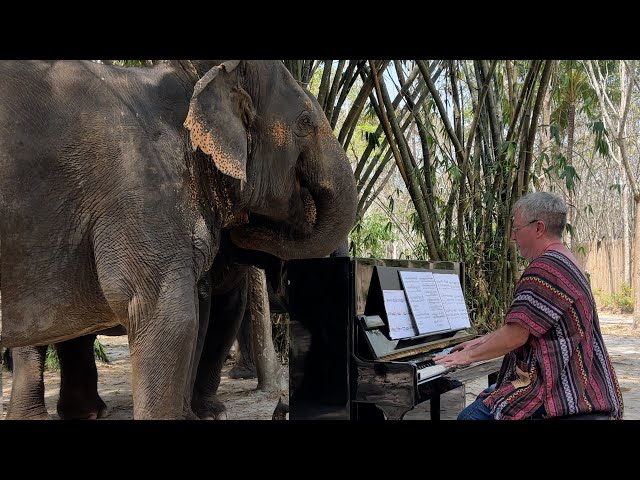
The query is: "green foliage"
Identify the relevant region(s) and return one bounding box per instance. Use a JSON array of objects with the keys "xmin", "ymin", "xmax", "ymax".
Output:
[
  {"xmin": 544, "ymin": 152, "xmax": 581, "ymax": 193},
  {"xmin": 44, "ymin": 338, "xmax": 110, "ymax": 372},
  {"xmin": 565, "ymin": 223, "xmax": 575, "ymax": 240},
  {"xmin": 350, "ymin": 211, "xmax": 399, "ymax": 258},
  {"xmin": 590, "ymin": 120, "xmax": 609, "ymax": 157},
  {"xmin": 360, "ymin": 124, "xmax": 381, "ymax": 148},
  {"xmin": 559, "ymin": 164, "xmax": 580, "ymax": 191},
  {"xmin": 550, "ymin": 124, "xmax": 562, "ymax": 145},
  {"xmin": 595, "ymin": 284, "xmax": 634, "ymax": 314},
  {"xmin": 45, "ymin": 345, "xmax": 60, "ymax": 371},
  {"xmin": 109, "ymin": 60, "xmax": 152, "ymax": 67},
  {"xmin": 94, "ymin": 338, "xmax": 110, "ymax": 363}
]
